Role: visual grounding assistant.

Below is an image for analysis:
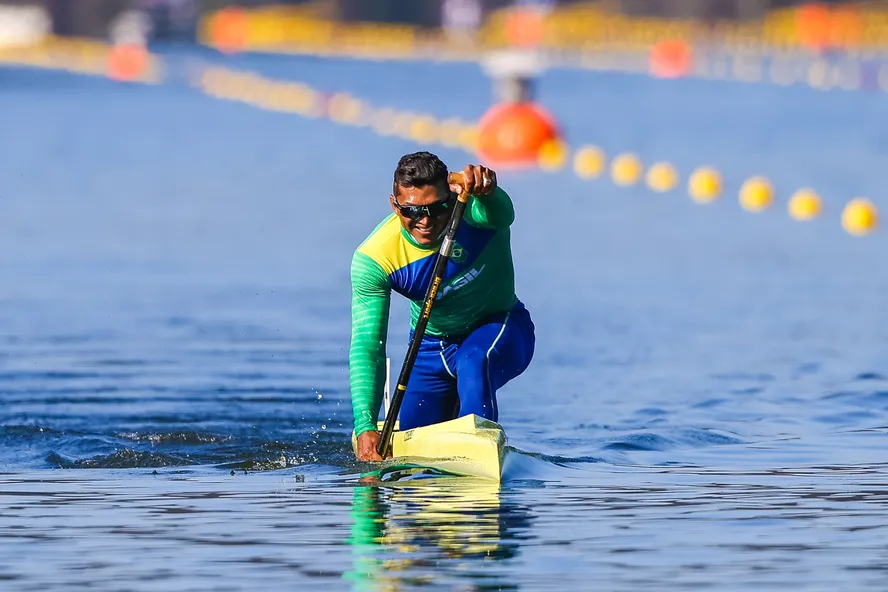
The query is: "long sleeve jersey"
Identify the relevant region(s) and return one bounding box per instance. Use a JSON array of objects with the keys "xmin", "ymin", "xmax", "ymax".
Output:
[{"xmin": 349, "ymin": 187, "xmax": 518, "ymax": 436}]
